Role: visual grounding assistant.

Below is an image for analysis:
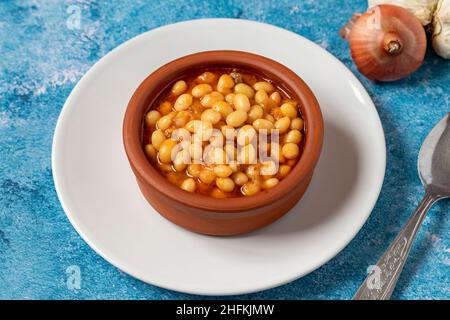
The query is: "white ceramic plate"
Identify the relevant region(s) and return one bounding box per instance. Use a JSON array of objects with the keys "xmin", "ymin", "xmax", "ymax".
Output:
[{"xmin": 52, "ymin": 19, "xmax": 386, "ymax": 295}]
